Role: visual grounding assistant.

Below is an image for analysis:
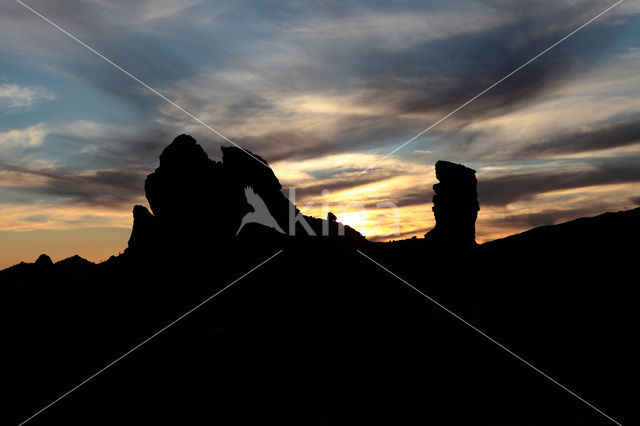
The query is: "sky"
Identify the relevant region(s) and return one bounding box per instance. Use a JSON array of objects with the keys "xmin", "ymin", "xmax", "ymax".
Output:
[{"xmin": 1, "ymin": 0, "xmax": 640, "ymax": 268}]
